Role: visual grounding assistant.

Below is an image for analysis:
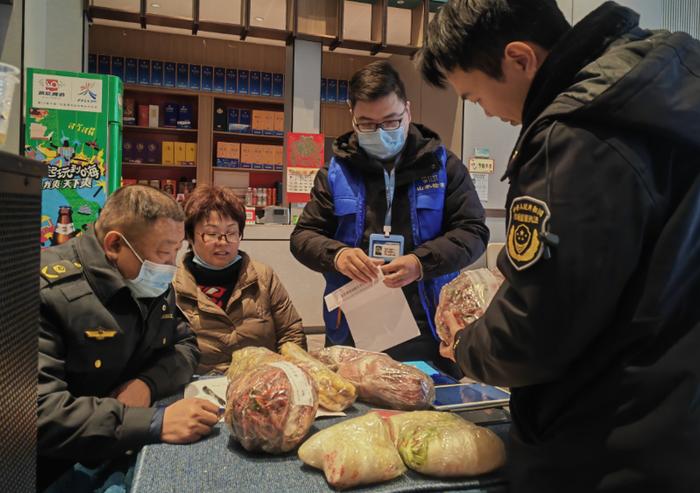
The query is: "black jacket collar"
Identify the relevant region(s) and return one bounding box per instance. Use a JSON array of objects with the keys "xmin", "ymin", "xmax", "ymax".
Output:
[{"xmin": 76, "ymin": 225, "xmax": 132, "ymax": 304}]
